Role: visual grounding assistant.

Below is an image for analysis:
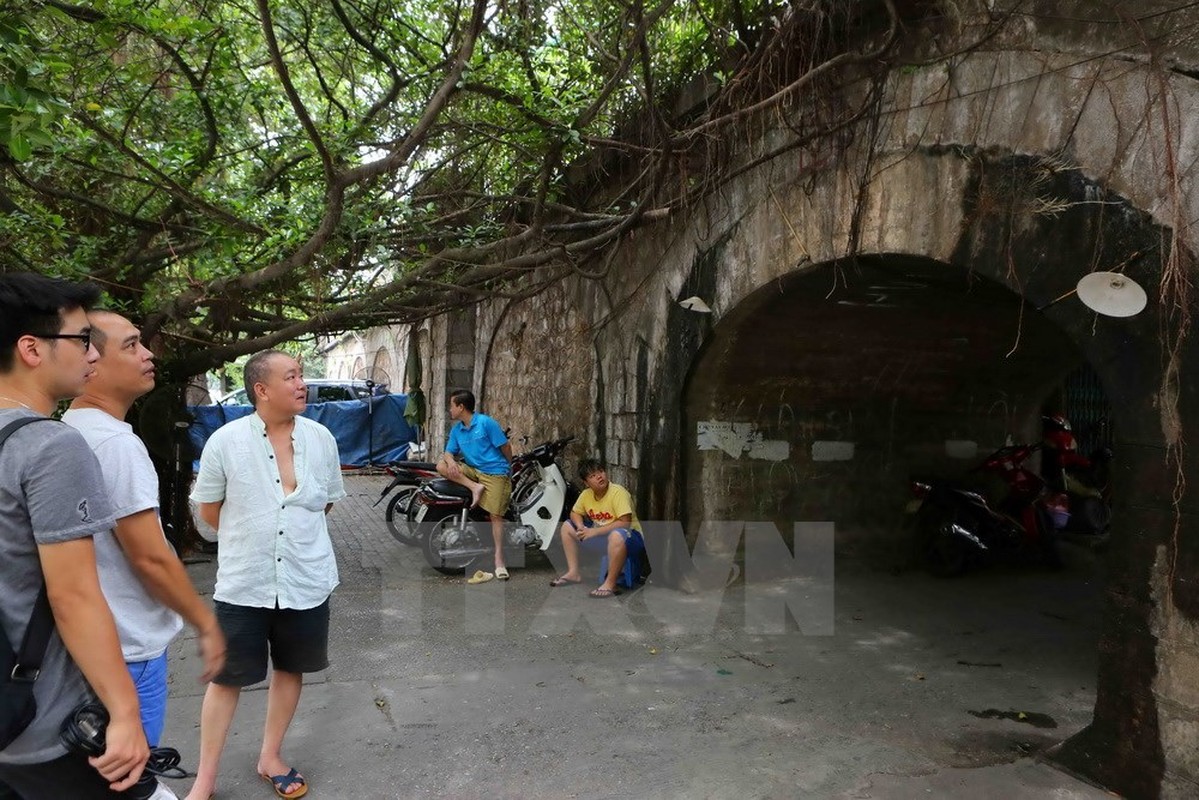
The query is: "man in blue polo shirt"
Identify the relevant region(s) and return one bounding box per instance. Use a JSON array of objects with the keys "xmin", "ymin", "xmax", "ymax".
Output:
[{"xmin": 436, "ymin": 390, "xmax": 513, "ymax": 578}]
